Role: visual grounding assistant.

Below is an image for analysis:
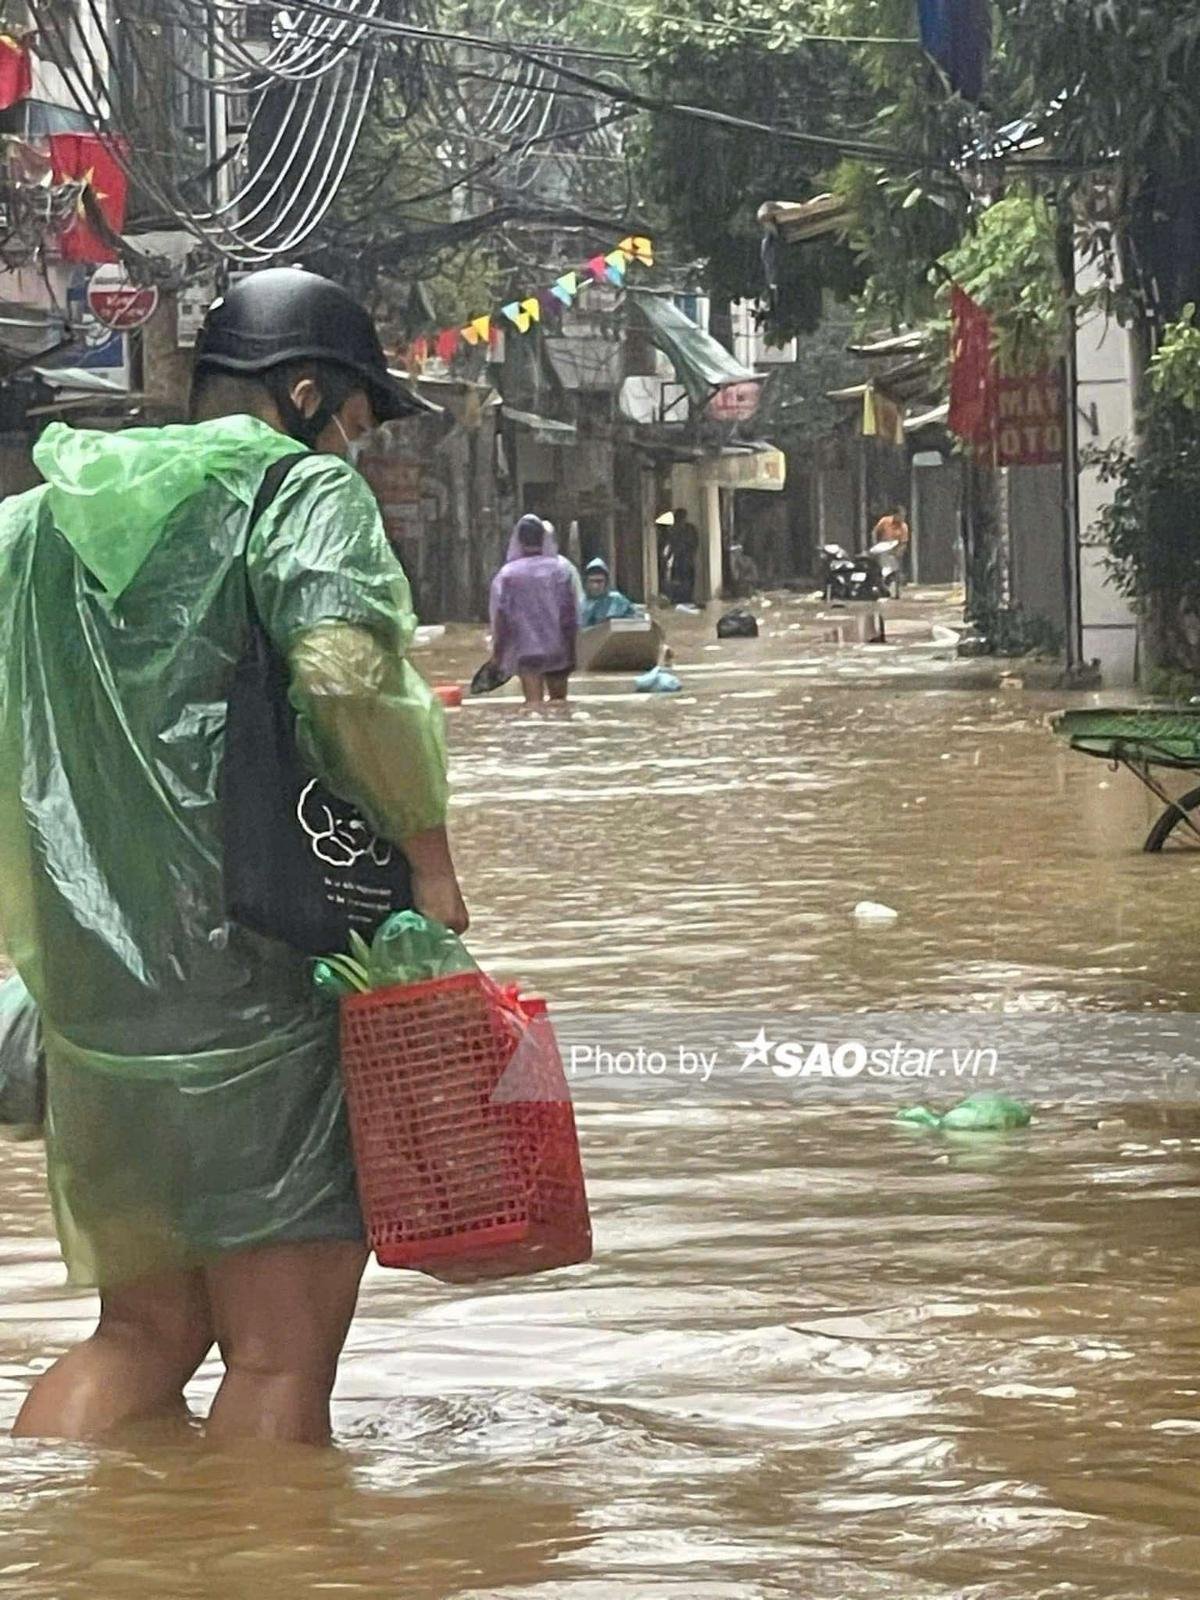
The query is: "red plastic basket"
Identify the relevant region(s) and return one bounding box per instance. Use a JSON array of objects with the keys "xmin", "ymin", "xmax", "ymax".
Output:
[{"xmin": 339, "ymin": 971, "xmax": 592, "ymax": 1282}]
